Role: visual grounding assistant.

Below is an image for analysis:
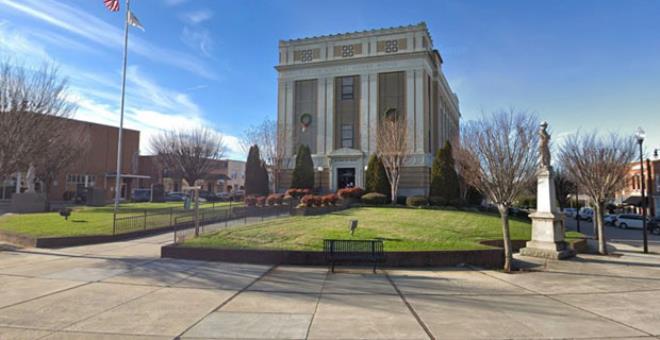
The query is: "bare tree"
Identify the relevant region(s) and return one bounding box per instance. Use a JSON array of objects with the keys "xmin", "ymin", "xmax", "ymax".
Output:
[
  {"xmin": 456, "ymin": 110, "xmax": 539, "ymax": 272},
  {"xmin": 35, "ymin": 125, "xmax": 91, "ymax": 200},
  {"xmin": 241, "ymin": 118, "xmax": 287, "ymax": 192},
  {"xmin": 376, "ymin": 112, "xmax": 408, "ymax": 204},
  {"xmin": 0, "ymin": 61, "xmax": 76, "ymax": 178},
  {"xmin": 554, "ymin": 167, "xmax": 576, "ymax": 210},
  {"xmin": 150, "ymin": 128, "xmax": 227, "ymax": 187},
  {"xmin": 558, "ymin": 132, "xmax": 635, "ymax": 254}
]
